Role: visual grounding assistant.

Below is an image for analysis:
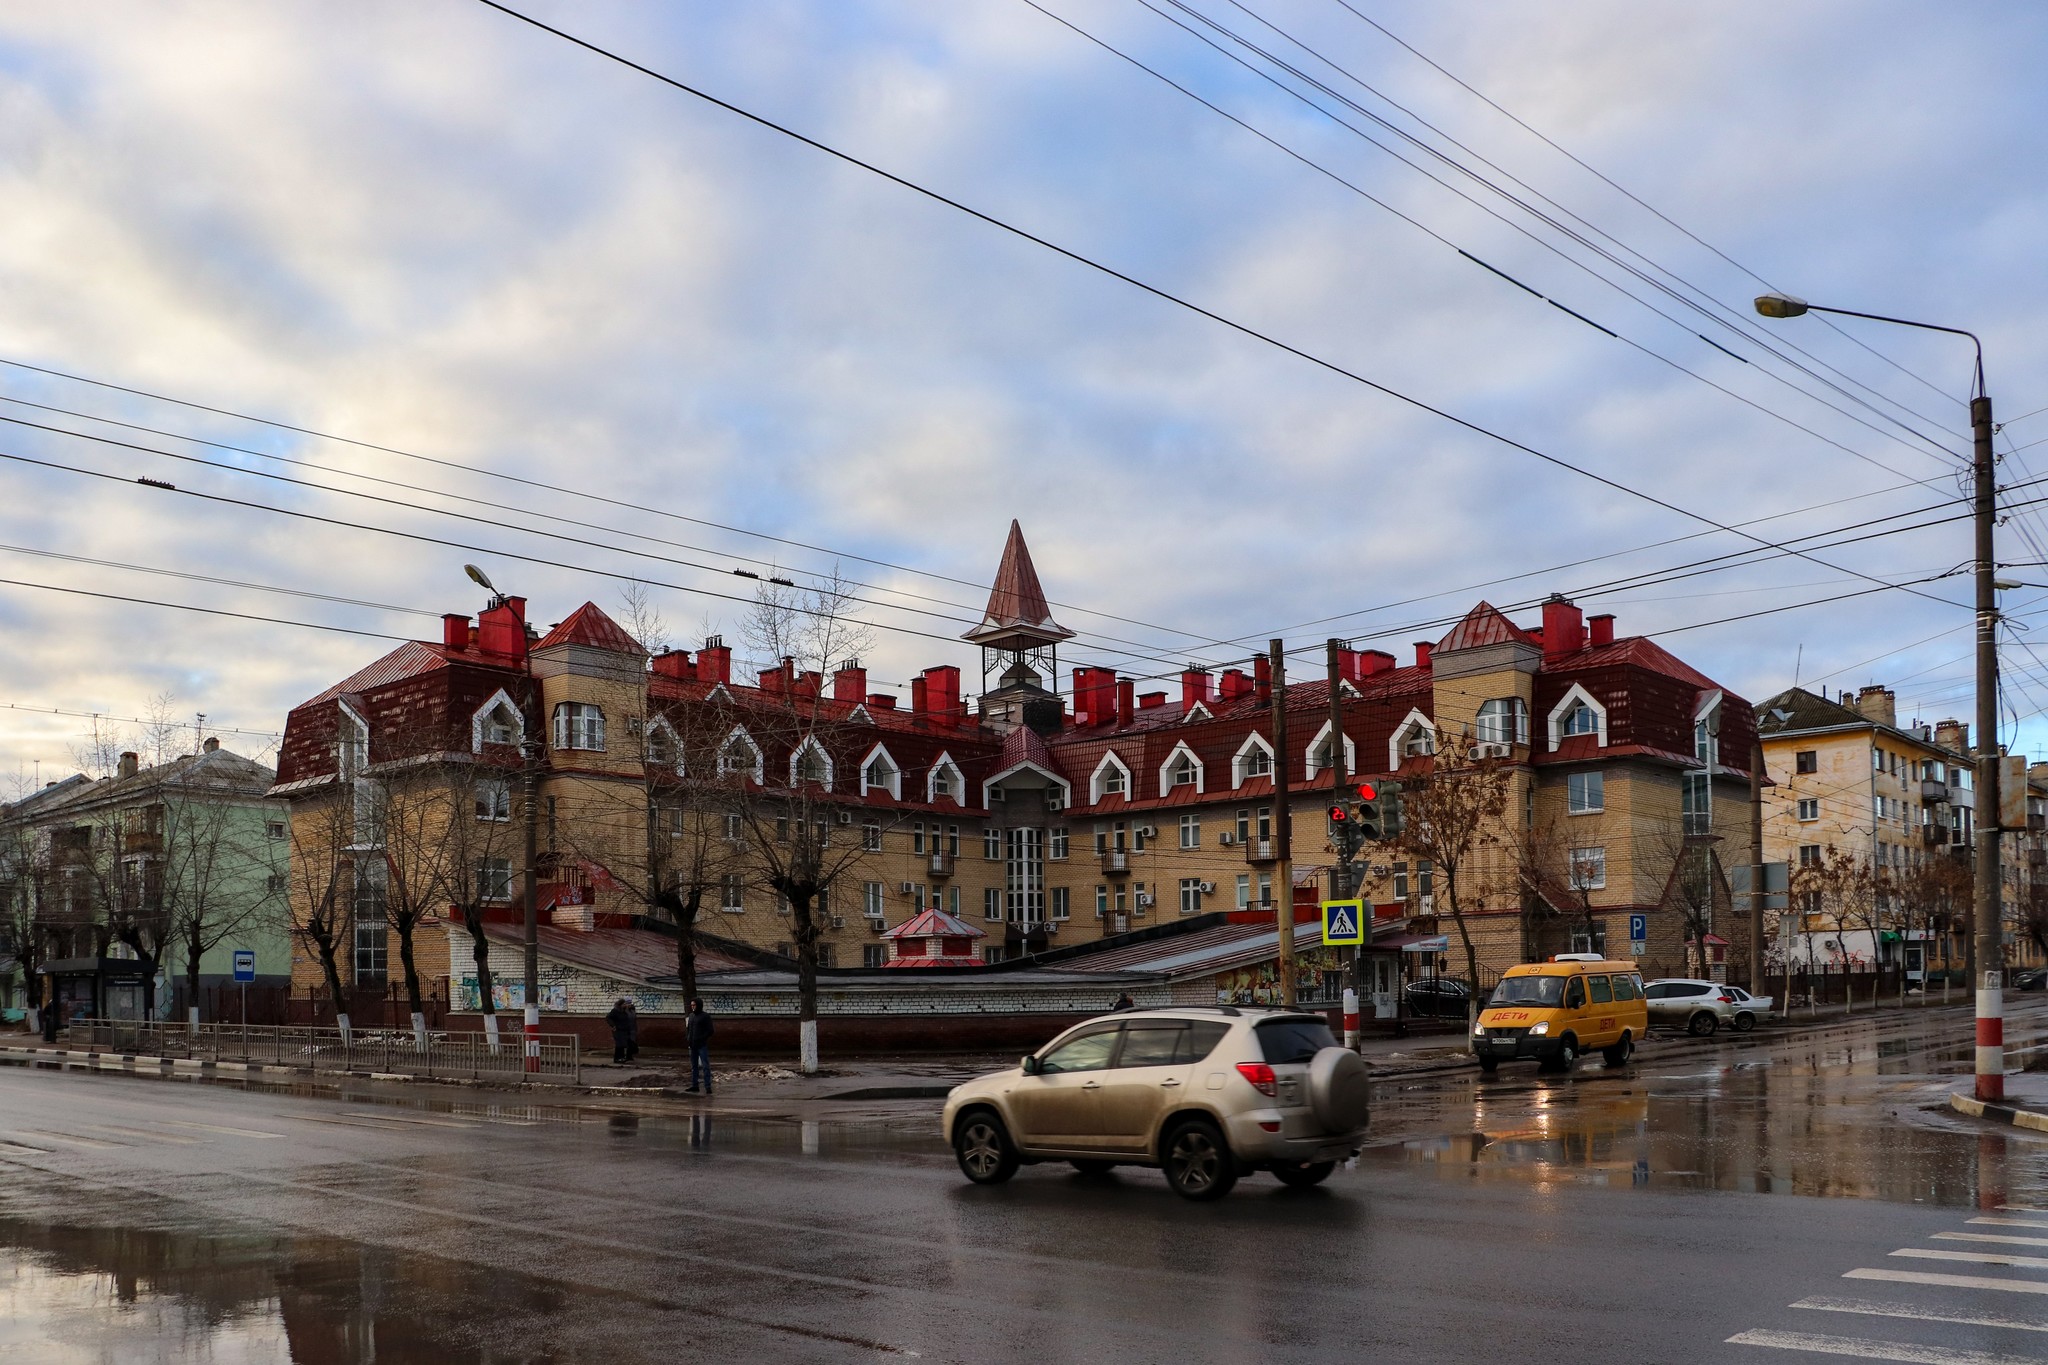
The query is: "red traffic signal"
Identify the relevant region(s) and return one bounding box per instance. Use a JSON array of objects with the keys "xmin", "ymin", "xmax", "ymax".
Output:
[
  {"xmin": 1327, "ymin": 804, "xmax": 1349, "ymax": 823},
  {"xmin": 1355, "ymin": 781, "xmax": 1378, "ymax": 802}
]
